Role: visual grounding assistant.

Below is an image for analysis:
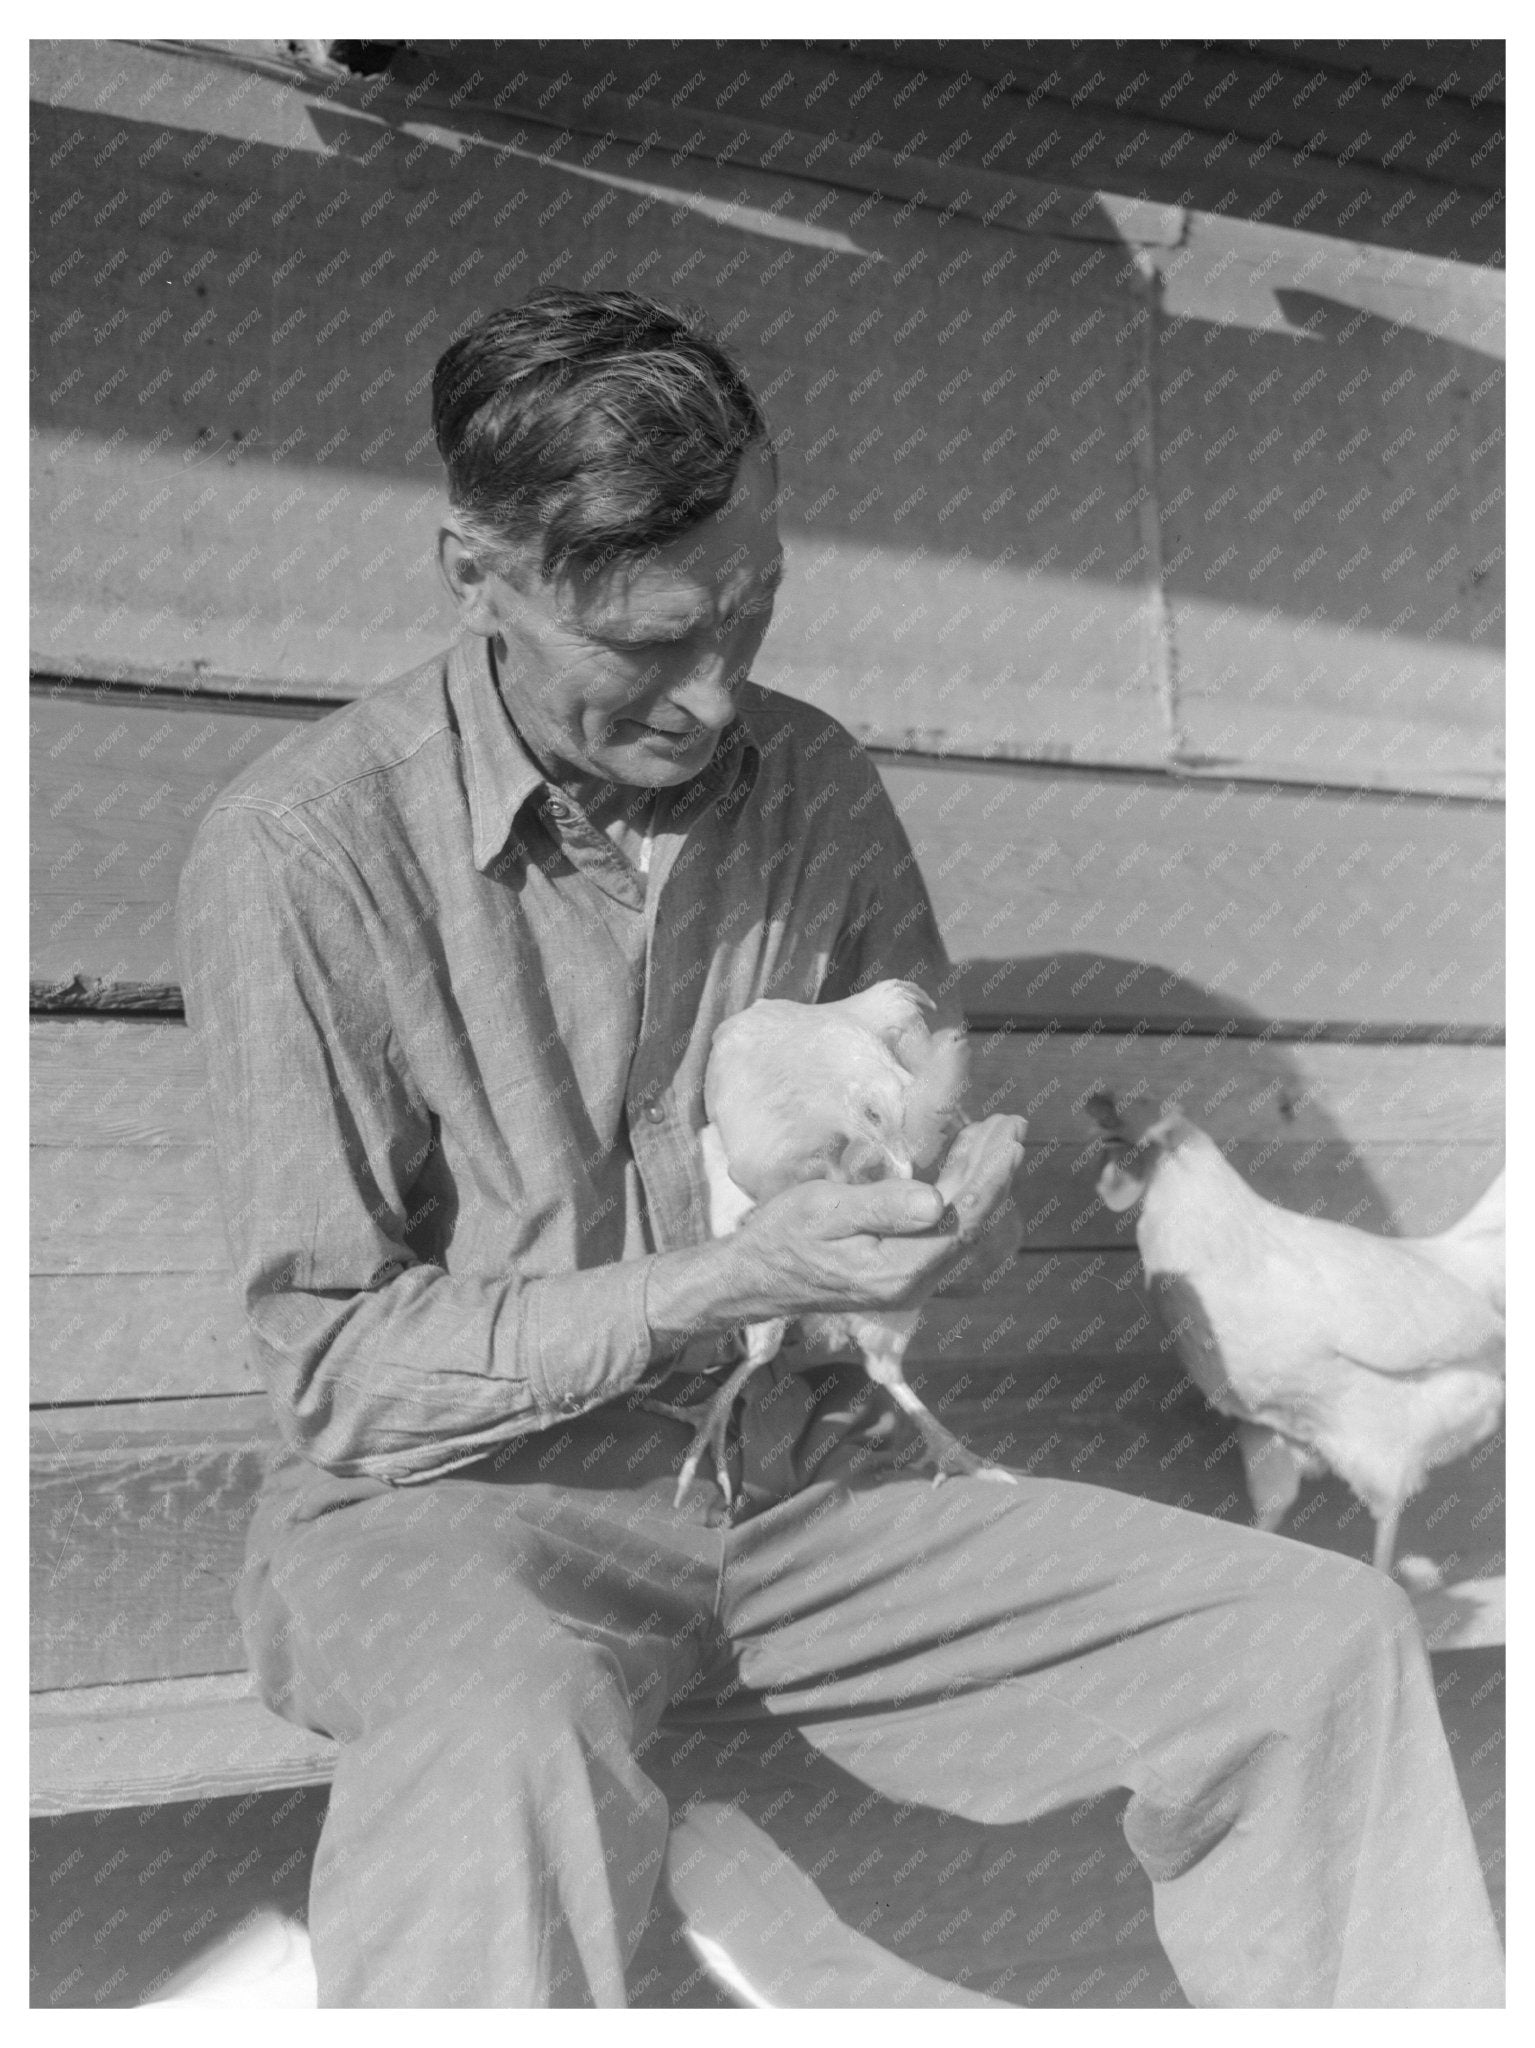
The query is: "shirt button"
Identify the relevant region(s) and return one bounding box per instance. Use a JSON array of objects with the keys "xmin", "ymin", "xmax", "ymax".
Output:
[
  {"xmin": 559, "ymin": 1395, "xmax": 582, "ymax": 1414},
  {"xmin": 644, "ymin": 1102, "xmax": 666, "ymax": 1124}
]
